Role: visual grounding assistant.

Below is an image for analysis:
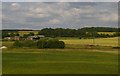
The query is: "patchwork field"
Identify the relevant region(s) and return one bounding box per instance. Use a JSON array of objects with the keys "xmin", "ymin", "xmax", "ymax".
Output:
[
  {"xmin": 61, "ymin": 37, "xmax": 119, "ymax": 47},
  {"xmin": 18, "ymin": 31, "xmax": 38, "ymax": 36},
  {"xmin": 2, "ymin": 37, "xmax": 119, "ymax": 74},
  {"xmin": 97, "ymin": 32, "xmax": 116, "ymax": 35}
]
